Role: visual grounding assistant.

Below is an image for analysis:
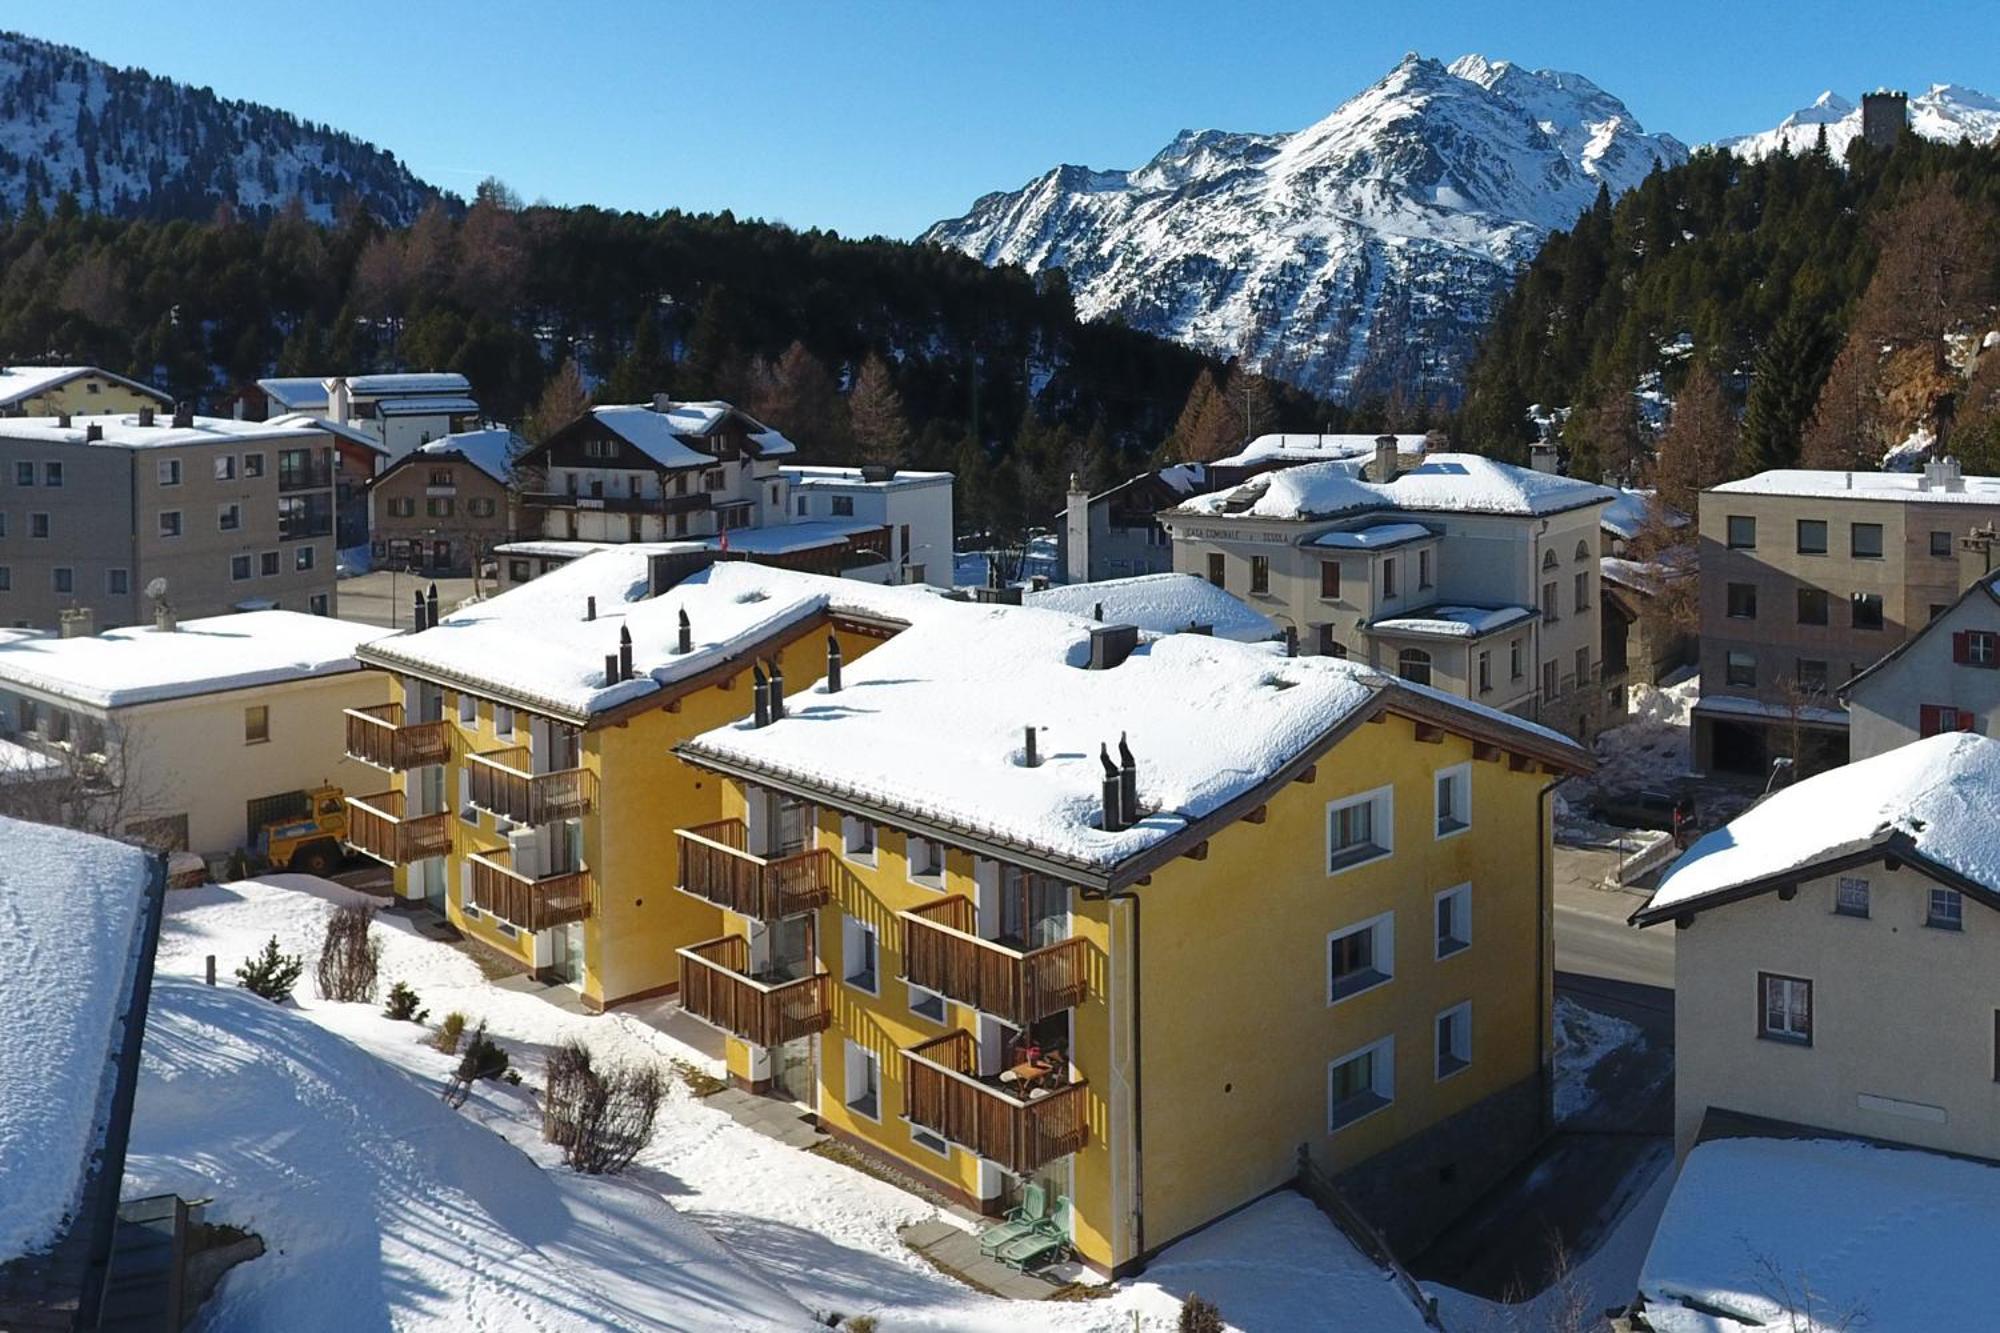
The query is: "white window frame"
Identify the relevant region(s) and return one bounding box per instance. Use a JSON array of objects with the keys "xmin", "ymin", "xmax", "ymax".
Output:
[
  {"xmin": 842, "ymin": 914, "xmax": 879, "ymax": 995},
  {"xmin": 843, "ymin": 1038, "xmax": 881, "ymax": 1122},
  {"xmin": 1326, "ymin": 785, "xmax": 1393, "ymax": 875},
  {"xmin": 843, "ymin": 814, "xmax": 877, "ymax": 865},
  {"xmin": 157, "ymin": 458, "xmax": 181, "ymax": 487},
  {"xmin": 459, "ymin": 692, "xmax": 478, "ymax": 724},
  {"xmin": 1435, "ymin": 883, "xmax": 1471, "ymax": 959},
  {"xmin": 1927, "ymin": 887, "xmax": 1964, "ymax": 932},
  {"xmin": 907, "ymin": 980, "xmax": 946, "ymax": 1024},
  {"xmin": 906, "ymin": 833, "xmax": 944, "ymax": 886},
  {"xmin": 1327, "ymin": 911, "xmax": 1394, "ymax": 1005},
  {"xmin": 1327, "ymin": 1034, "xmax": 1395, "ymax": 1132},
  {"xmin": 1434, "ymin": 763, "xmax": 1471, "ymax": 839},
  {"xmin": 1435, "ymin": 1002, "xmax": 1472, "ymax": 1081}
]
